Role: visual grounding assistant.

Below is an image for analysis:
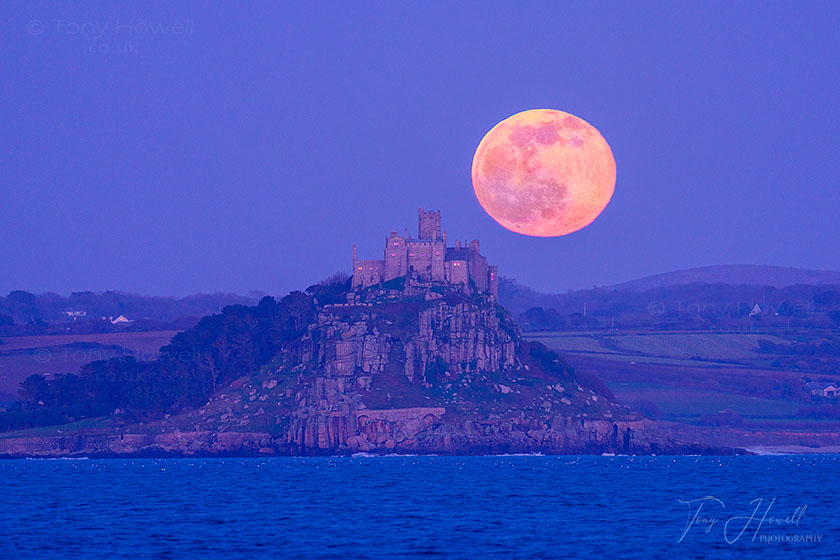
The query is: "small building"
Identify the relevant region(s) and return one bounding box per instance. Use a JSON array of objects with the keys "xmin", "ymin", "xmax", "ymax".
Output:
[
  {"xmin": 63, "ymin": 310, "xmax": 87, "ymax": 320},
  {"xmin": 805, "ymin": 382, "xmax": 838, "ymax": 398},
  {"xmin": 110, "ymin": 315, "xmax": 133, "ymax": 325}
]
